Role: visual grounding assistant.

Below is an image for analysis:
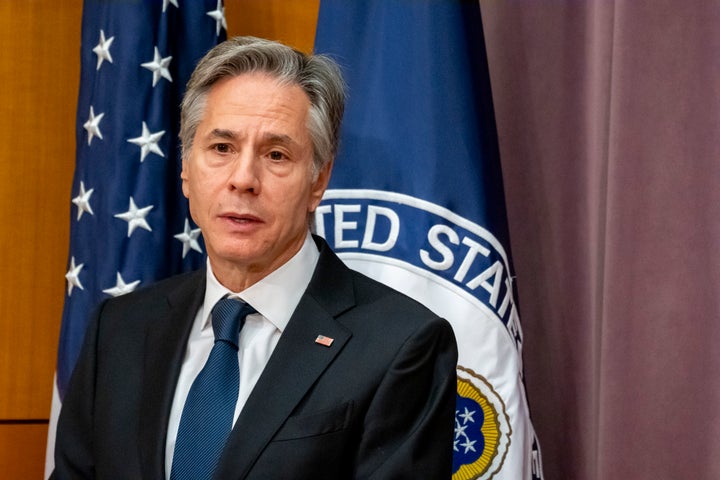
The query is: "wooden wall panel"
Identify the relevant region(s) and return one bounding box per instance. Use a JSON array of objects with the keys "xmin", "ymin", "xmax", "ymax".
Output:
[
  {"xmin": 0, "ymin": 423, "xmax": 48, "ymax": 479},
  {"xmin": 225, "ymin": 0, "xmax": 320, "ymax": 53},
  {"xmin": 0, "ymin": 1, "xmax": 82, "ymax": 420}
]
